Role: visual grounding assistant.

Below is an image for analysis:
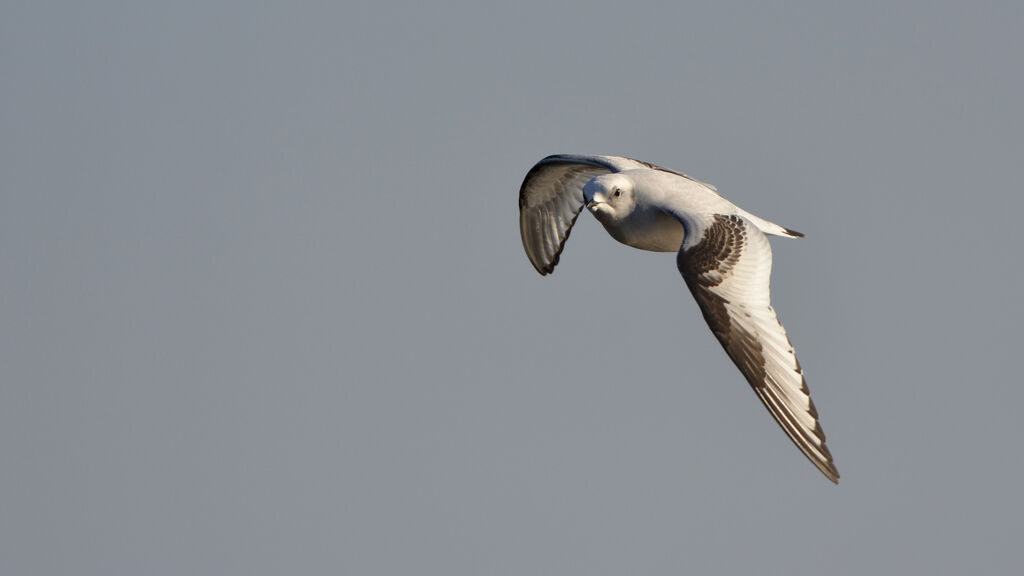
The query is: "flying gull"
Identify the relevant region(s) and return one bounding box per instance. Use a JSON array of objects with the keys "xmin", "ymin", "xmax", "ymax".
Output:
[{"xmin": 518, "ymin": 154, "xmax": 839, "ymax": 483}]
